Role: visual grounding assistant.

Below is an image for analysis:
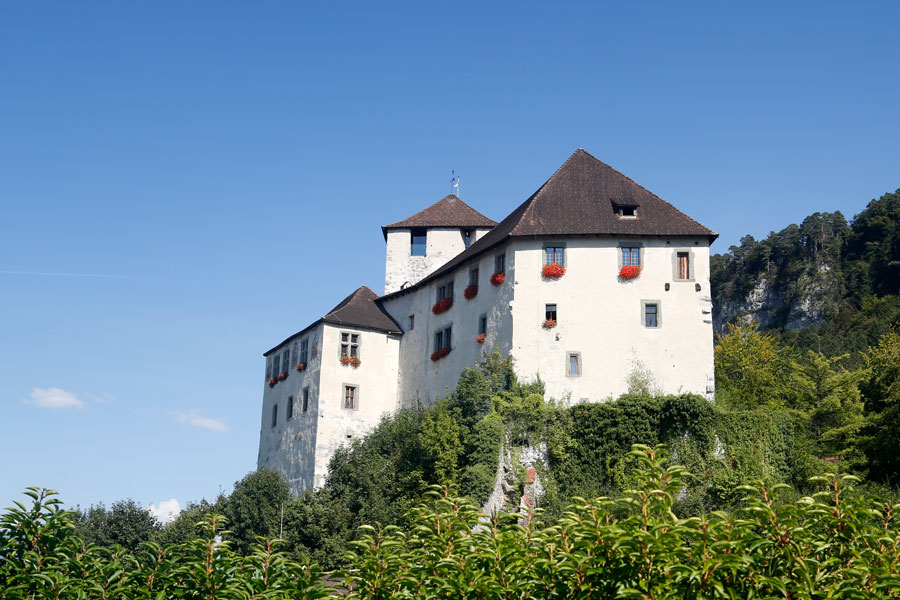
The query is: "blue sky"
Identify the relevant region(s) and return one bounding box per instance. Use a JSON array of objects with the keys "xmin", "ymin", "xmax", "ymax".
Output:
[{"xmin": 2, "ymin": 2, "xmax": 898, "ymax": 515}]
